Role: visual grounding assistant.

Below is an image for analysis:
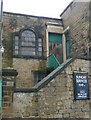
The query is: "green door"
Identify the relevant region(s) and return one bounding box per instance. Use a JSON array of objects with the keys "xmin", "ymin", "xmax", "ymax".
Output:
[
  {"xmin": 48, "ymin": 33, "xmax": 62, "ymax": 43},
  {"xmin": 47, "ymin": 54, "xmax": 60, "ymax": 69},
  {"xmin": 48, "ymin": 33, "xmax": 62, "ymax": 69}
]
